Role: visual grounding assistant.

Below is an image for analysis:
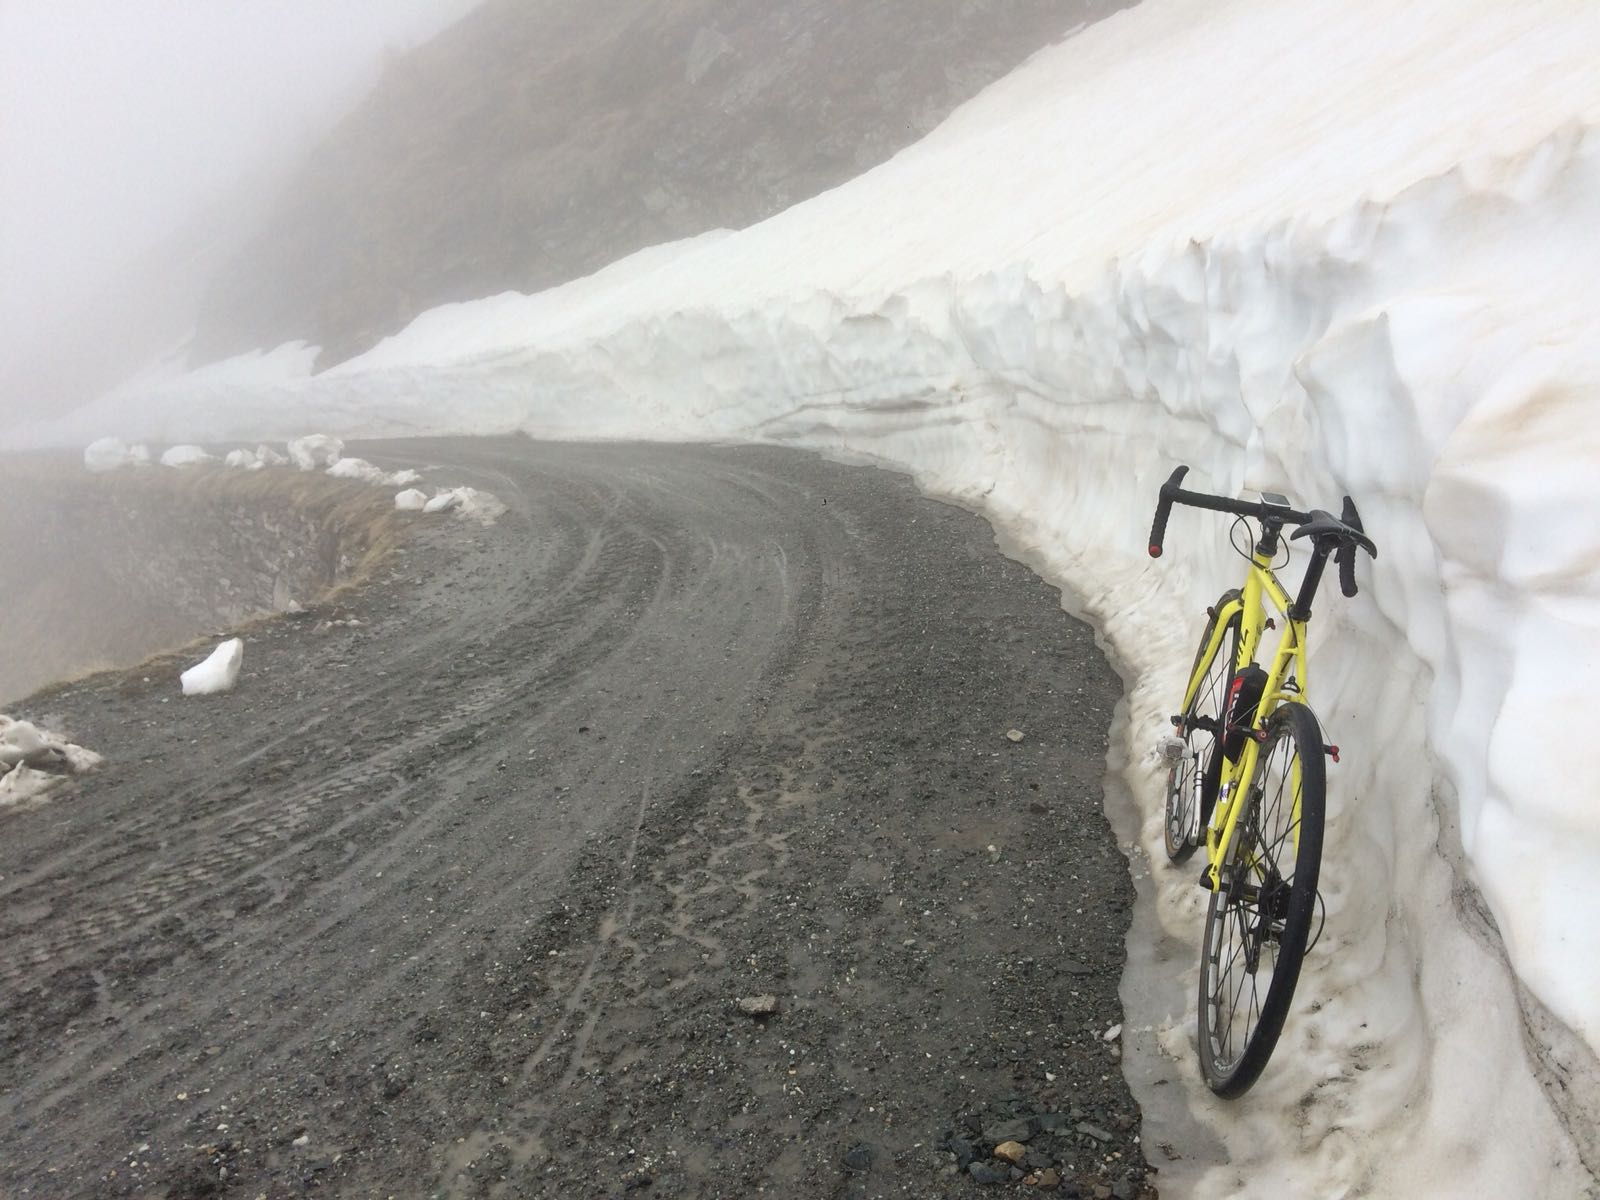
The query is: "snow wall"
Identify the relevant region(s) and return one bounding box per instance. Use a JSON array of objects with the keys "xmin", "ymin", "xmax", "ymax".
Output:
[{"xmin": 37, "ymin": 1, "xmax": 1600, "ymax": 1195}]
